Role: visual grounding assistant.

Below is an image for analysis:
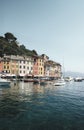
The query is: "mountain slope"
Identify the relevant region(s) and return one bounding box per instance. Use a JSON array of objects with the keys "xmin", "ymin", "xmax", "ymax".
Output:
[{"xmin": 0, "ymin": 32, "xmax": 38, "ymax": 57}]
